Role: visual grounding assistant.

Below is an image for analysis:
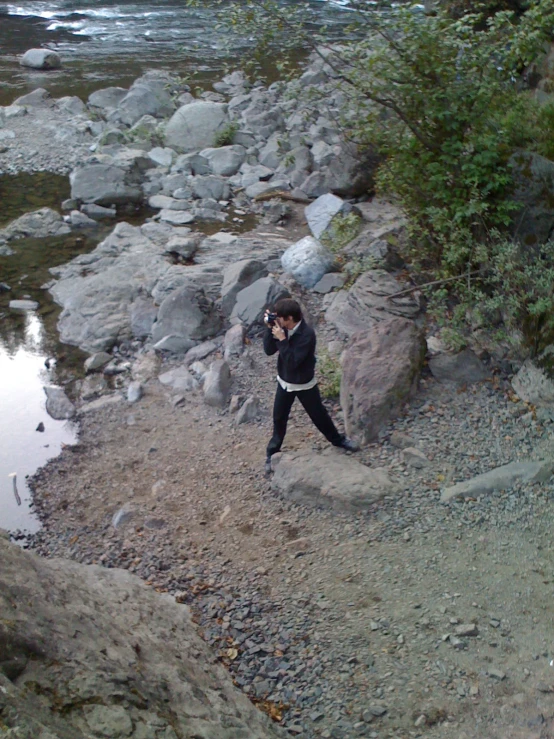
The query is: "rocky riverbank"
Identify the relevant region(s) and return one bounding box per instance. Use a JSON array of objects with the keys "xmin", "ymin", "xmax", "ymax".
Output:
[{"xmin": 3, "ymin": 53, "xmax": 554, "ymax": 739}]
